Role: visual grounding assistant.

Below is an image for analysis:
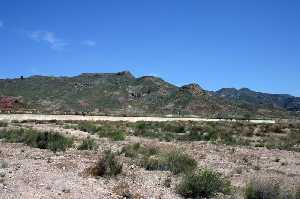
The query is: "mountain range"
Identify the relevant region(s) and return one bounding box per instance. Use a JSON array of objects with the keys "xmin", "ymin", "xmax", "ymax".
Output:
[{"xmin": 0, "ymin": 71, "xmax": 299, "ymax": 119}]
